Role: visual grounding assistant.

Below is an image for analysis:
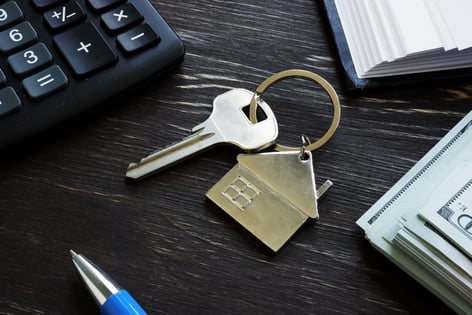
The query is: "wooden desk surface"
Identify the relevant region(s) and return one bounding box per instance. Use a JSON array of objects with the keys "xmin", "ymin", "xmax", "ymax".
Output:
[{"xmin": 1, "ymin": 1, "xmax": 470, "ymax": 314}]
